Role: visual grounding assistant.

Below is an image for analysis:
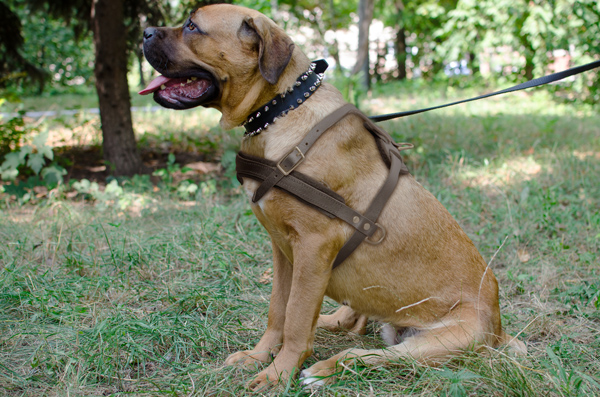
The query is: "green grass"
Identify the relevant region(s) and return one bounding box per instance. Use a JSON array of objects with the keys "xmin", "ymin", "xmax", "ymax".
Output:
[
  {"xmin": 2, "ymin": 90, "xmax": 158, "ymax": 113},
  {"xmin": 1, "ymin": 83, "xmax": 599, "ymax": 395}
]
